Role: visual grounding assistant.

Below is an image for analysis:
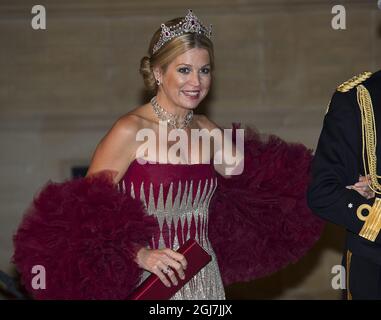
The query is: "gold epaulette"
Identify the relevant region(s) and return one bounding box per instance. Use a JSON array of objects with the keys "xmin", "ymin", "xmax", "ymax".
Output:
[{"xmin": 337, "ymin": 71, "xmax": 372, "ymax": 92}]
